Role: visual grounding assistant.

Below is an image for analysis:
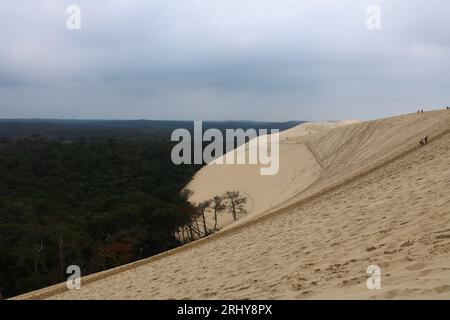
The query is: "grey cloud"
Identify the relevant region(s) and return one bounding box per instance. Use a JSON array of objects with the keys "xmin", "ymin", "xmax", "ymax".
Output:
[{"xmin": 0, "ymin": 0, "xmax": 449, "ymax": 121}]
